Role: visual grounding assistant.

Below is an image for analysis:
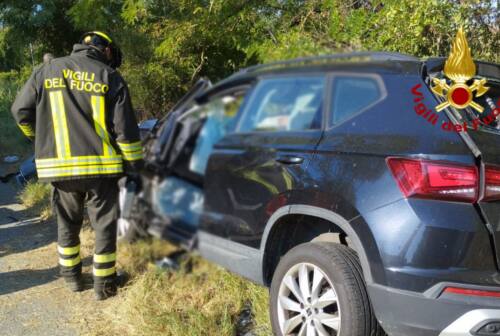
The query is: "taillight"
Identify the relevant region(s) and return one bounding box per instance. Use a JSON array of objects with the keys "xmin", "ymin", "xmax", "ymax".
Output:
[
  {"xmin": 386, "ymin": 158, "xmax": 478, "ymax": 203},
  {"xmin": 442, "ymin": 286, "xmax": 500, "ymax": 298},
  {"xmin": 484, "ymin": 165, "xmax": 500, "ymax": 201}
]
